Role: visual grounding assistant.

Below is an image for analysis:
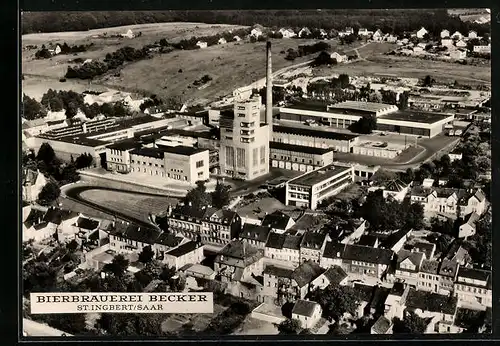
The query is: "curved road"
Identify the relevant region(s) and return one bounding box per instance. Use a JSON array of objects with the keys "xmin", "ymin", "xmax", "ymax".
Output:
[{"xmin": 63, "ymin": 185, "xmax": 180, "ymax": 229}]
